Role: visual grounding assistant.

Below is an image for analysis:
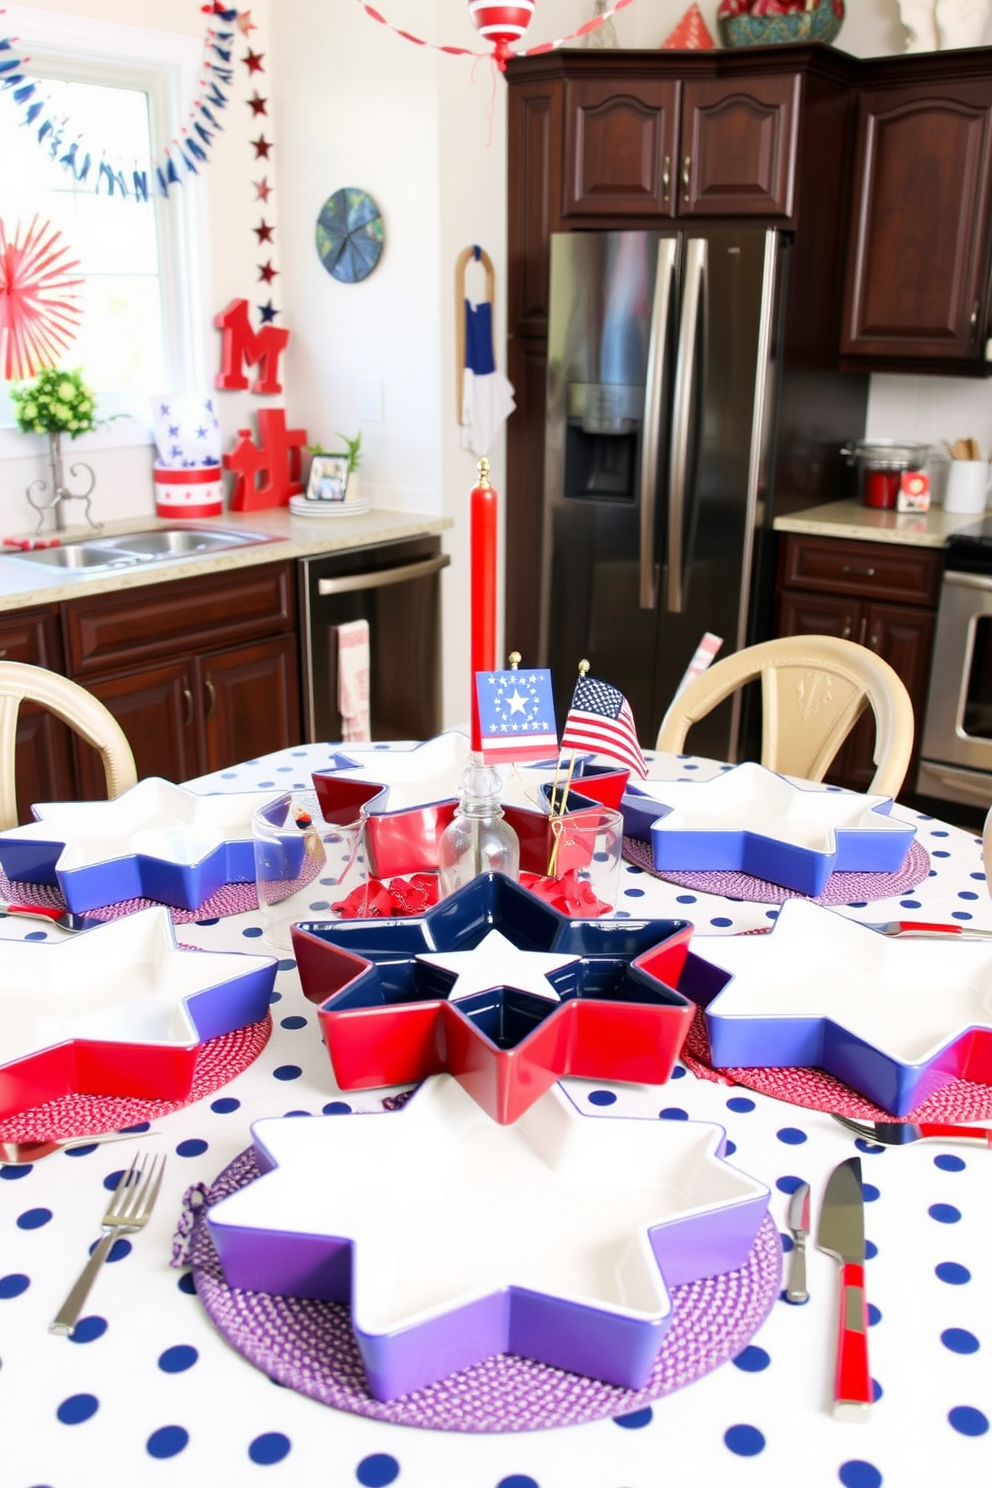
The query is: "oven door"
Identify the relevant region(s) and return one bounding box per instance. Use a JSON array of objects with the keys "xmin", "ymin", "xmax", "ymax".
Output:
[{"xmin": 918, "ymin": 569, "xmax": 992, "ymax": 807}]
